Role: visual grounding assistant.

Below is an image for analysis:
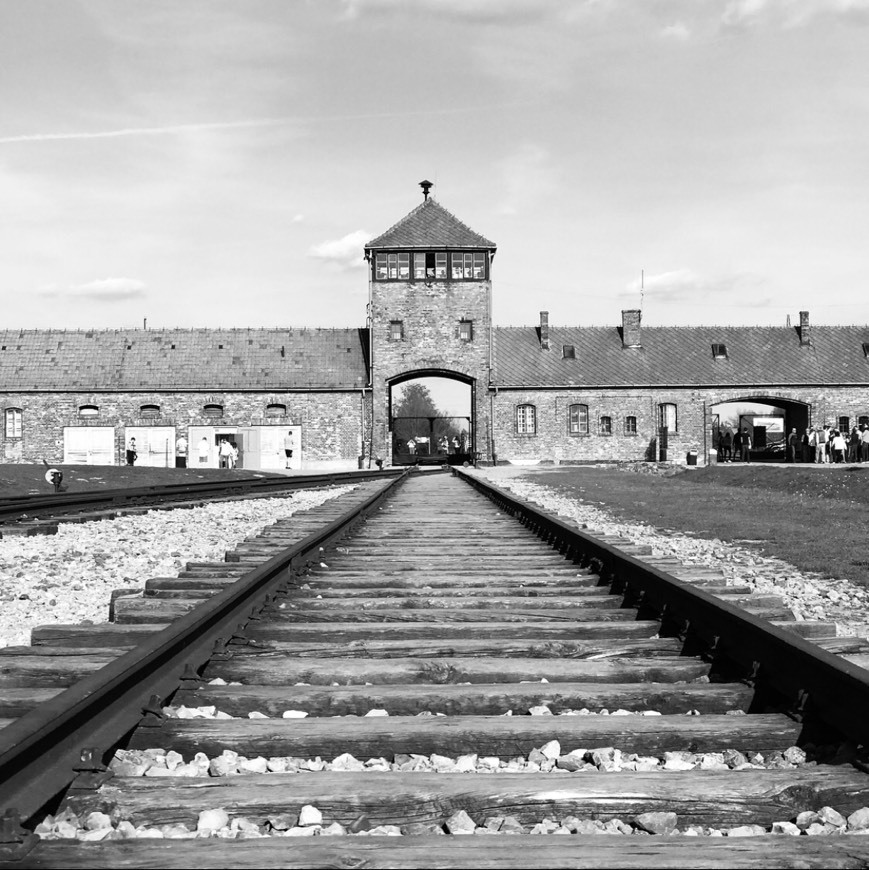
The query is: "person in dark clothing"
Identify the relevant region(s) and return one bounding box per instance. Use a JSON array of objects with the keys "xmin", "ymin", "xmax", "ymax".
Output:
[
  {"xmin": 739, "ymin": 428, "xmax": 752, "ymax": 462},
  {"xmin": 787, "ymin": 428, "xmax": 799, "ymax": 463}
]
